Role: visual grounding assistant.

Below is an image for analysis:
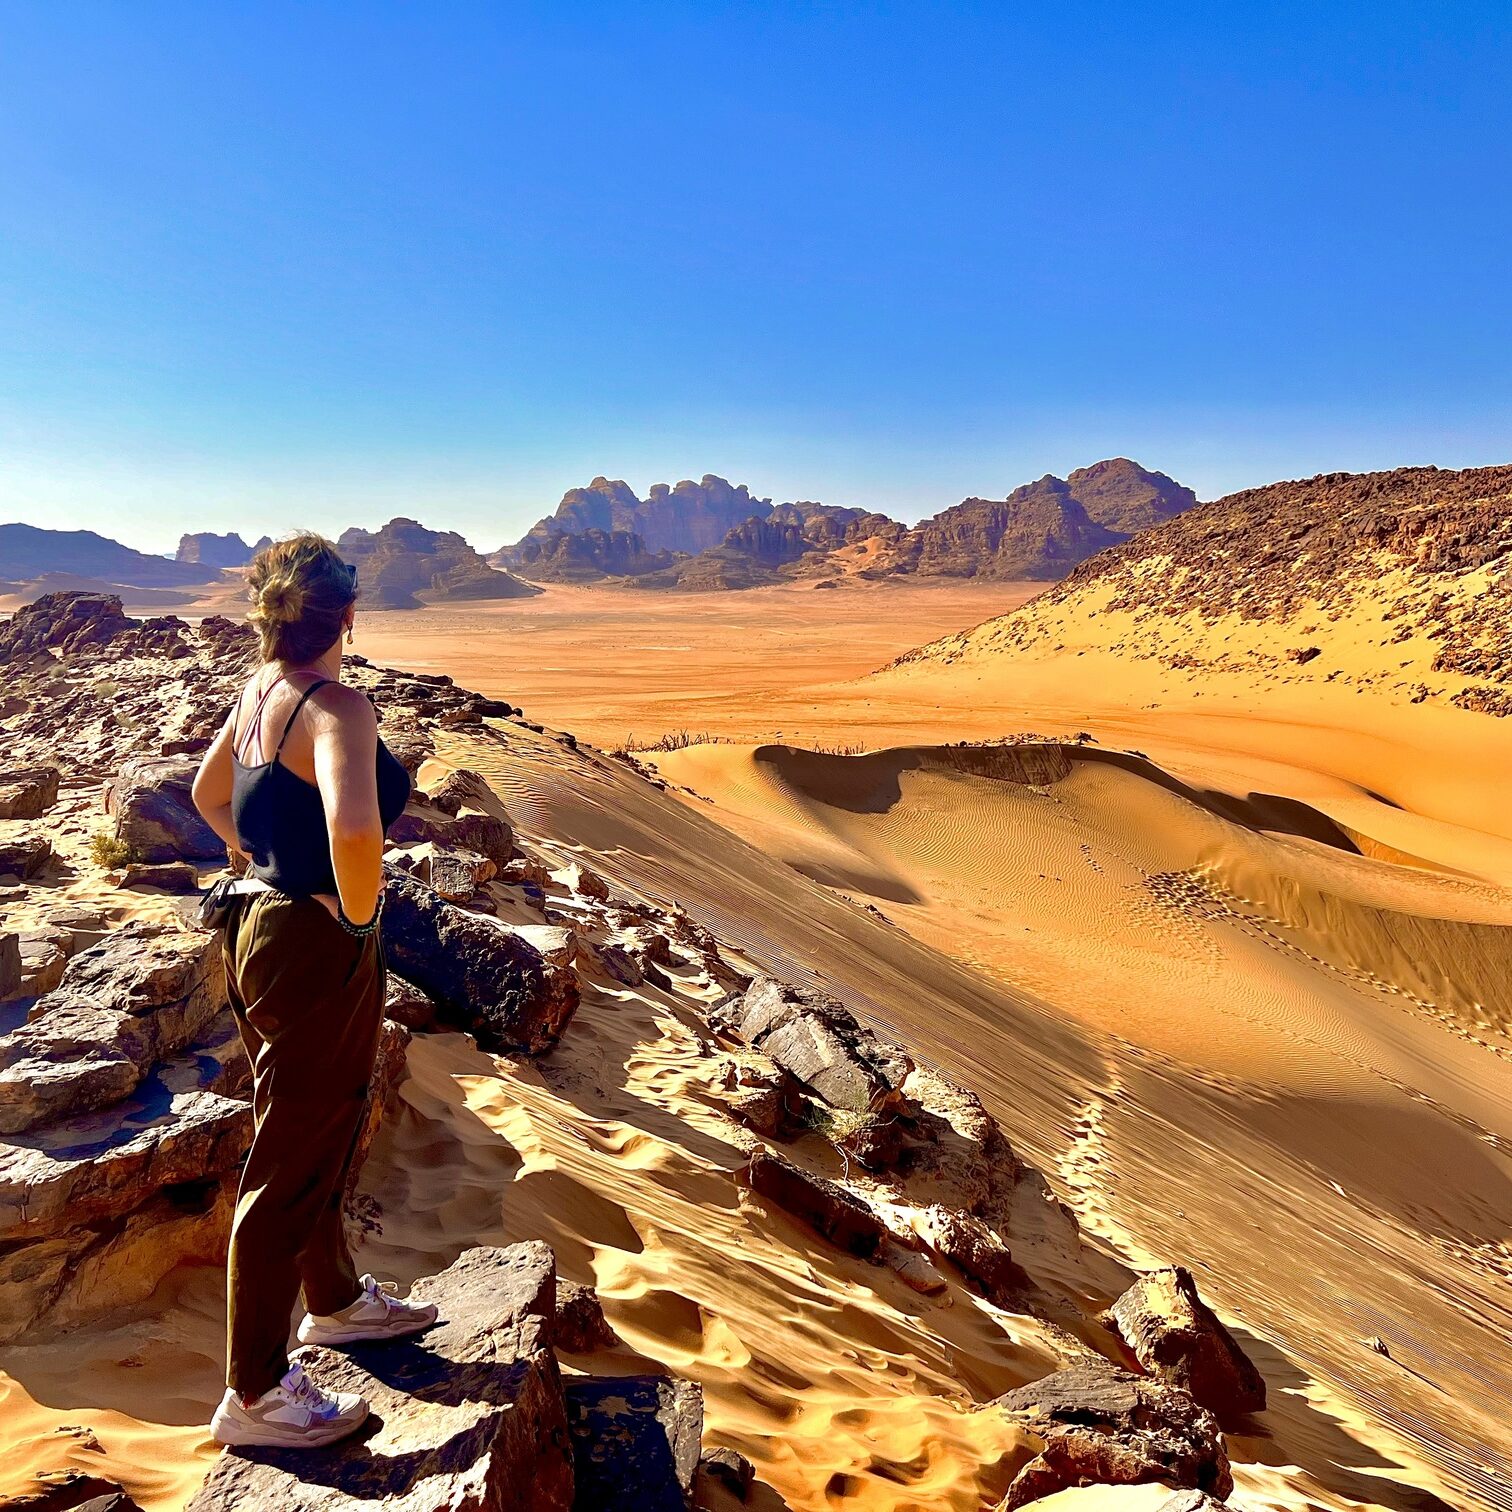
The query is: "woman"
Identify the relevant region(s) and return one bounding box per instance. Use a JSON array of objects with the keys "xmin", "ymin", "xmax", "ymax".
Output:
[{"xmin": 192, "ymin": 532, "xmax": 435, "ymax": 1449}]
